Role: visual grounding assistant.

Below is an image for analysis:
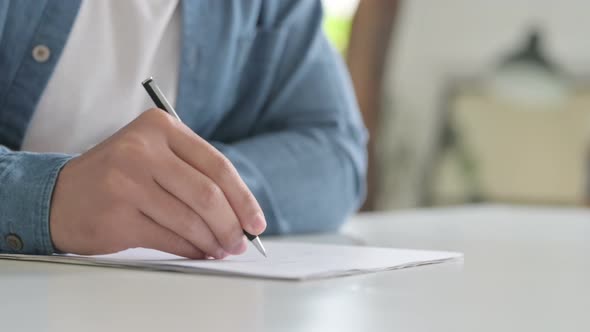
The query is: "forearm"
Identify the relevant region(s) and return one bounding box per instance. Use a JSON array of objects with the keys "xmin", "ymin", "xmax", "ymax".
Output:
[
  {"xmin": 0, "ymin": 146, "xmax": 72, "ymax": 254},
  {"xmin": 212, "ymin": 125, "xmax": 366, "ymax": 235},
  {"xmin": 206, "ymin": 2, "xmax": 367, "ymax": 234}
]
